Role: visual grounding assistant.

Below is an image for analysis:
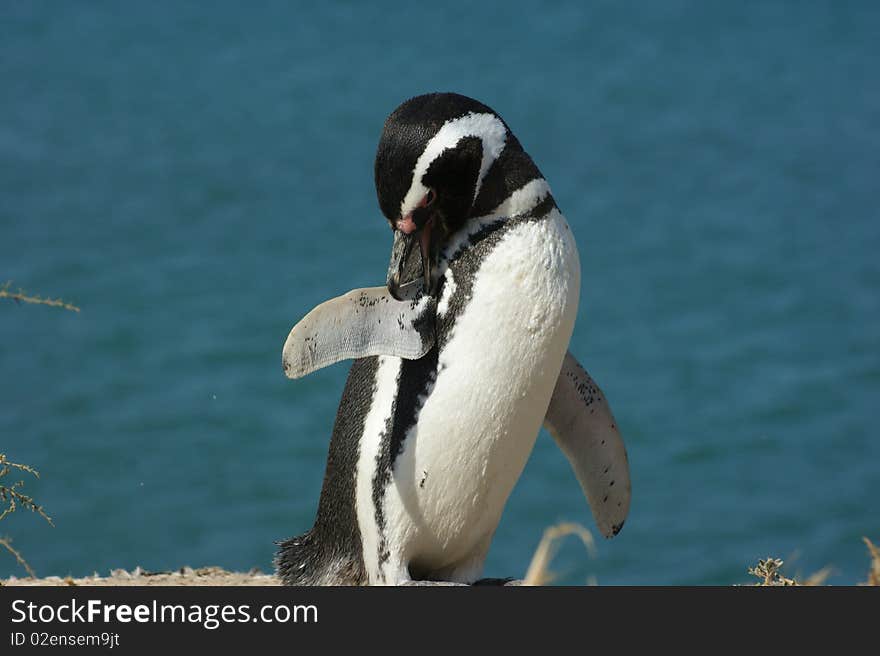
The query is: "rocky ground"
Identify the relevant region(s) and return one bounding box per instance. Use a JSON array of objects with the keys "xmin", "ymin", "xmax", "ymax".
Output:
[
  {"xmin": 4, "ymin": 538, "xmax": 876, "ymax": 586},
  {"xmin": 2, "ymin": 568, "xmax": 526, "ymax": 586},
  {"xmin": 2, "ymin": 566, "xmax": 279, "ymax": 586}
]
